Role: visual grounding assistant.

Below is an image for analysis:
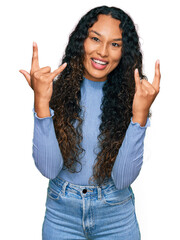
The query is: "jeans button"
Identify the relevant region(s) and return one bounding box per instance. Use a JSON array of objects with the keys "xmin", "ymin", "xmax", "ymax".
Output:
[{"xmin": 82, "ymin": 189, "xmax": 87, "ymax": 194}]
